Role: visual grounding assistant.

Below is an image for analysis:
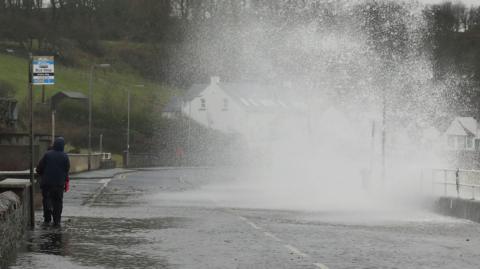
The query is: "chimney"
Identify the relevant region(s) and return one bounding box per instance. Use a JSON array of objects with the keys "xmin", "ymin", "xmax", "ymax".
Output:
[{"xmin": 210, "ymin": 76, "xmax": 220, "ymax": 85}]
